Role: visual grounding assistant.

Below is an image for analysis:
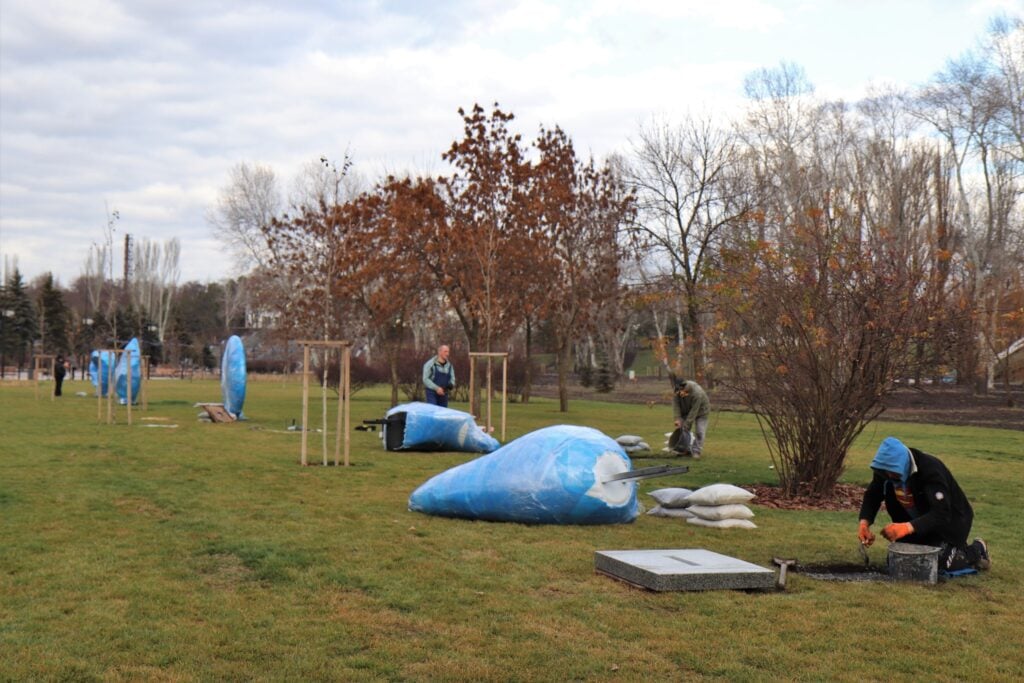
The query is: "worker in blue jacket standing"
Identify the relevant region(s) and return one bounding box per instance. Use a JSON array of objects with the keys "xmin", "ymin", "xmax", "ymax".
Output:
[{"xmin": 423, "ymin": 344, "xmax": 455, "ymax": 407}]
